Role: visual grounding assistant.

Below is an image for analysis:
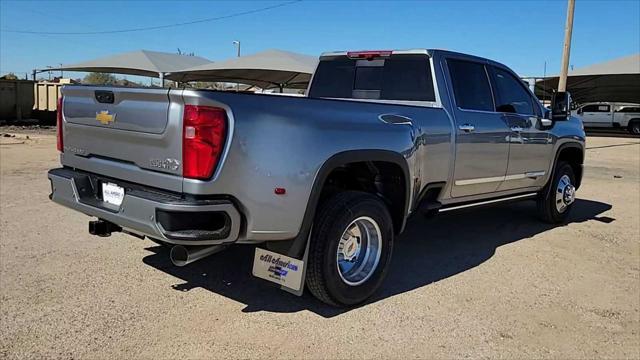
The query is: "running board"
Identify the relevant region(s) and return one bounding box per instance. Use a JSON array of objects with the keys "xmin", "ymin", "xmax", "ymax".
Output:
[{"xmin": 438, "ymin": 193, "xmax": 537, "ymax": 213}]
